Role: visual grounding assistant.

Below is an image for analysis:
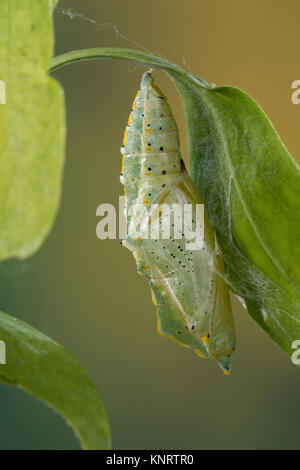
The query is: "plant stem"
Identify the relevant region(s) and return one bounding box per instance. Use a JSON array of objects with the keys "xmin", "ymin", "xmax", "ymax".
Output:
[{"xmin": 49, "ymin": 47, "xmax": 209, "ymax": 88}]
